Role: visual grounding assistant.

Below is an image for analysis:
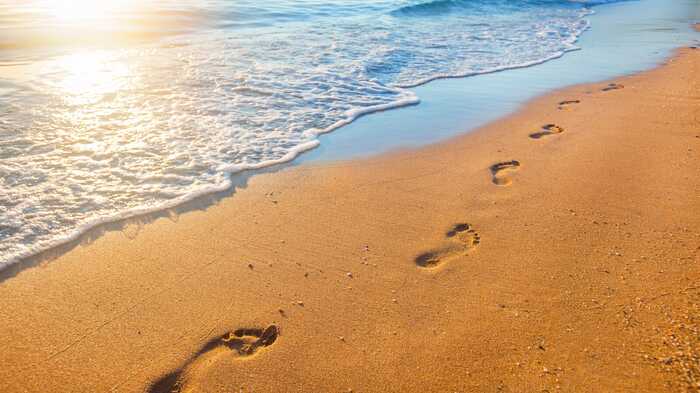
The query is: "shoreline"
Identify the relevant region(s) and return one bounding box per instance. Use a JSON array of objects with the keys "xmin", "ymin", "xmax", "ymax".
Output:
[
  {"xmin": 3, "ymin": 0, "xmax": 698, "ymax": 272},
  {"xmin": 0, "ymin": 42, "xmax": 697, "ymax": 393}
]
